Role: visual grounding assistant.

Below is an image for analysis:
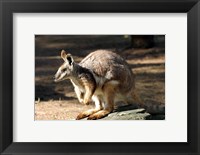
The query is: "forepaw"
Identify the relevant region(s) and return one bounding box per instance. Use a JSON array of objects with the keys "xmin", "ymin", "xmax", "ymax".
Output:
[{"xmin": 81, "ymin": 99, "xmax": 92, "ymax": 105}]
